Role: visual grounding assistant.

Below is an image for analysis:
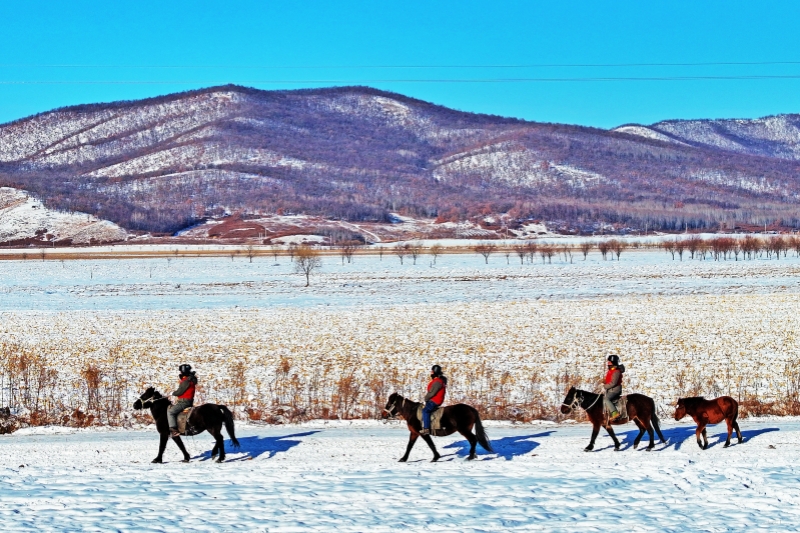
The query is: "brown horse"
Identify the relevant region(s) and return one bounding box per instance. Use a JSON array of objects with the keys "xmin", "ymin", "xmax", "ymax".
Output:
[
  {"xmin": 674, "ymin": 396, "xmax": 743, "ymax": 449},
  {"xmin": 561, "ymin": 387, "xmax": 666, "ymax": 451},
  {"xmin": 381, "ymin": 393, "xmax": 493, "ymax": 461},
  {"xmin": 133, "ymin": 387, "xmax": 240, "ymax": 463}
]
